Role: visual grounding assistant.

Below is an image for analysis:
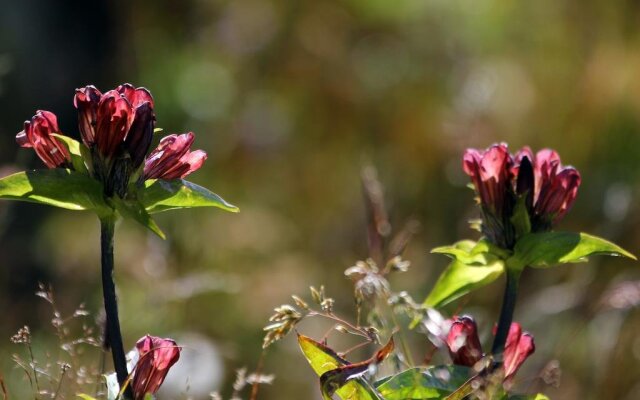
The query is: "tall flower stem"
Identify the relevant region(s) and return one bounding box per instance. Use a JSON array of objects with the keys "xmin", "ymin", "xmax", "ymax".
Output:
[
  {"xmin": 491, "ymin": 267, "xmax": 522, "ymax": 356},
  {"xmin": 100, "ymin": 216, "xmax": 132, "ymax": 399}
]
